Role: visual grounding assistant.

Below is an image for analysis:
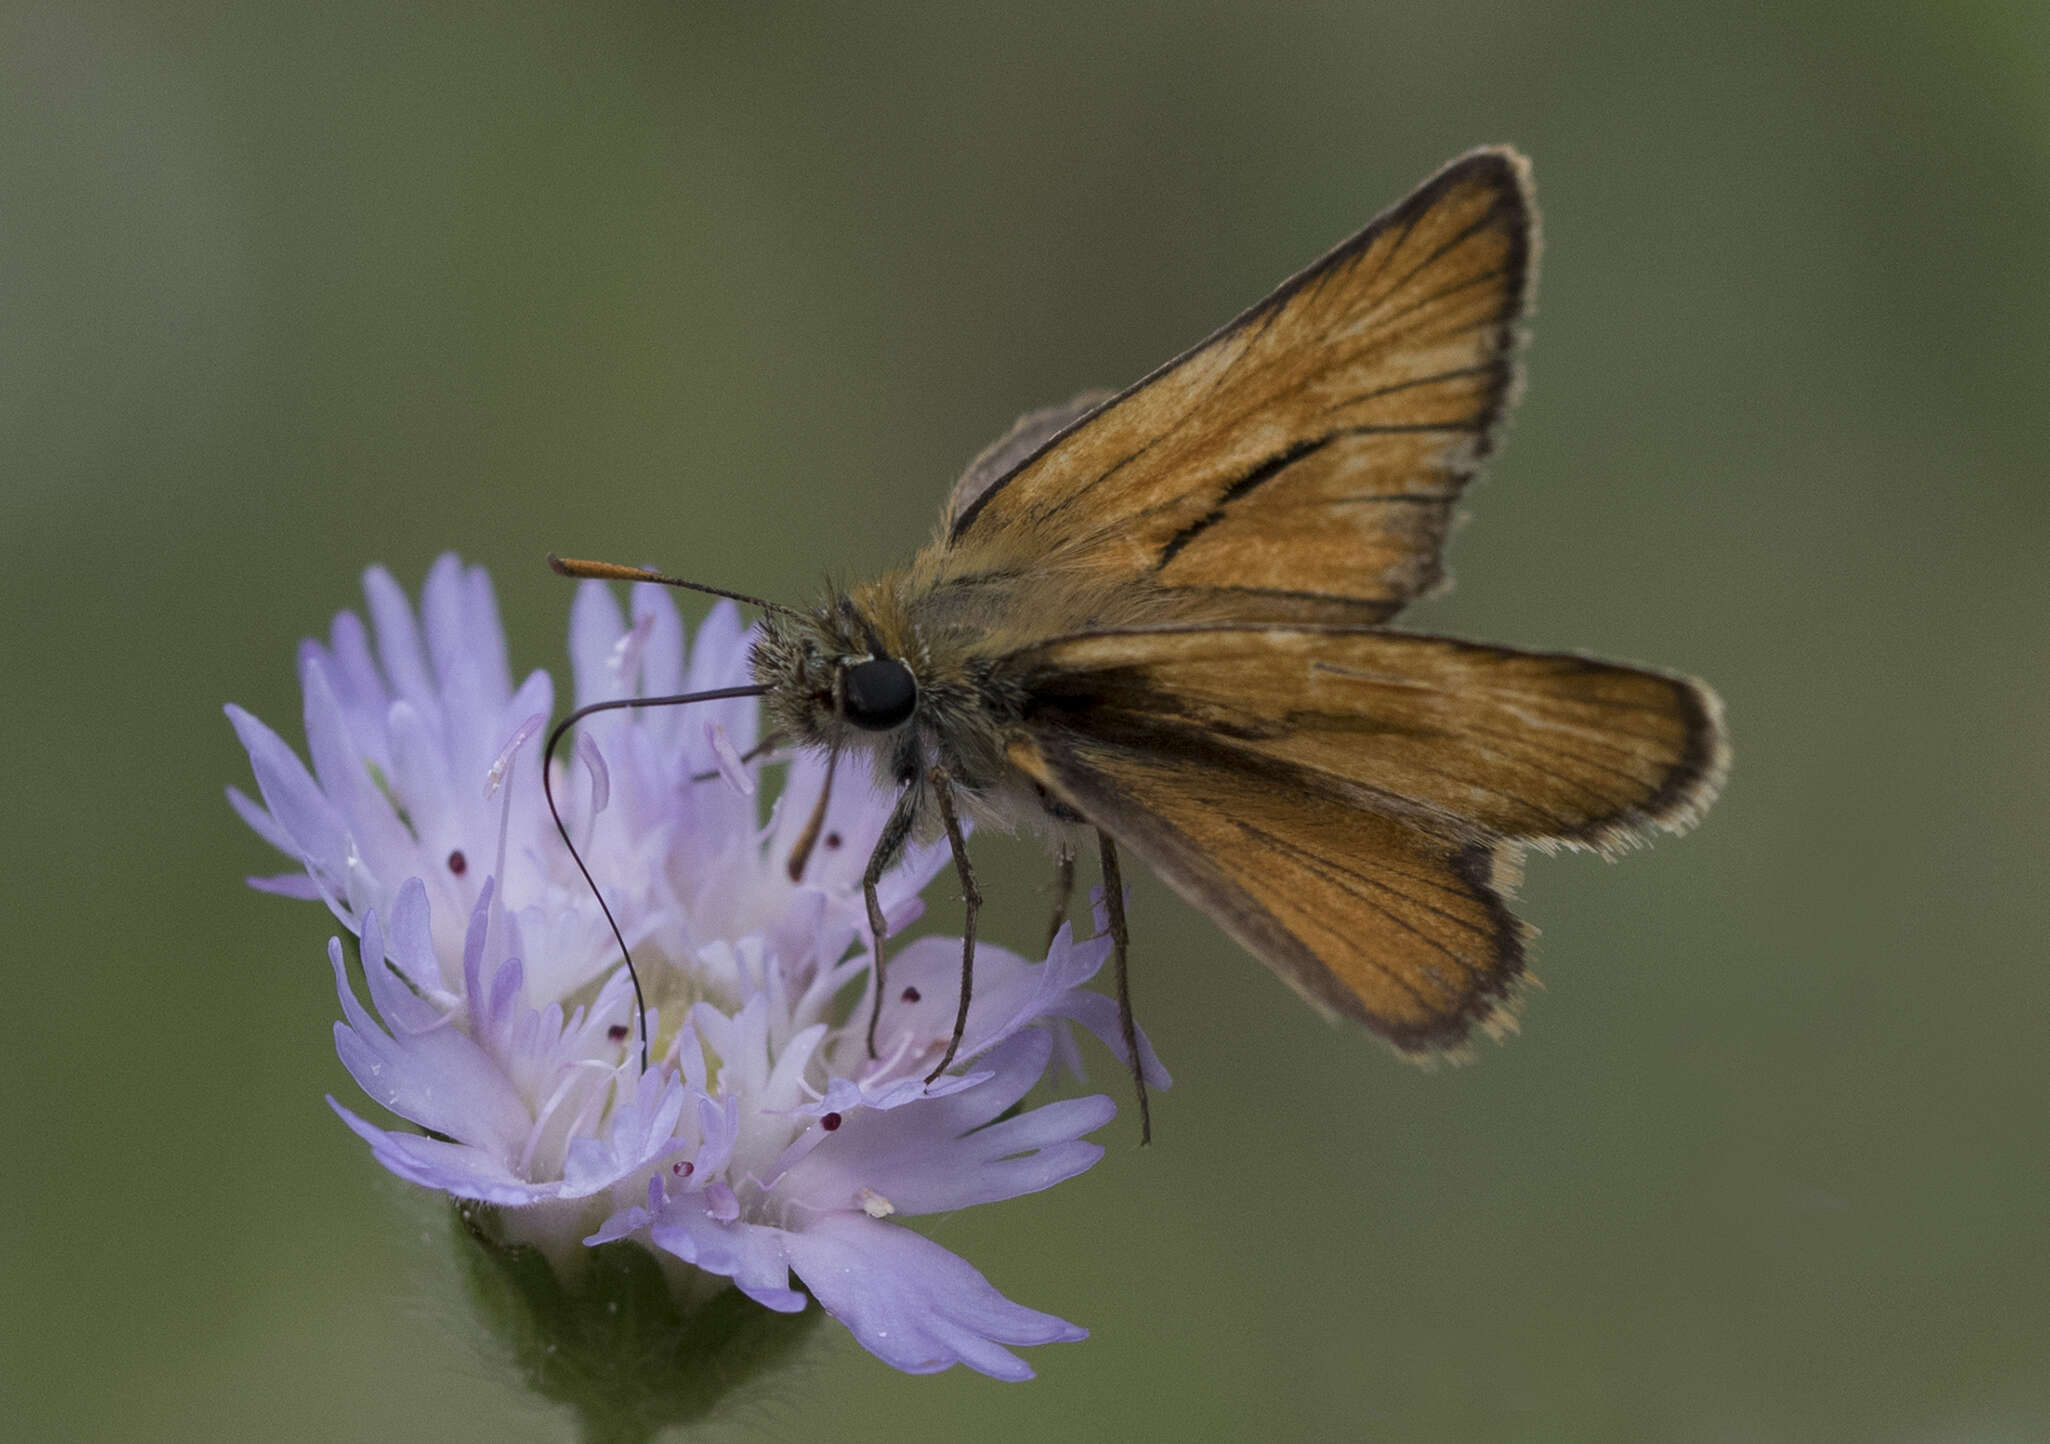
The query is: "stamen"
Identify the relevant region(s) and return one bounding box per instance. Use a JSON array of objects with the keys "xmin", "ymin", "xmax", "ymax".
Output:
[
  {"xmin": 707, "ymin": 723, "xmax": 756, "ymax": 797},
  {"xmin": 485, "ymin": 716, "xmax": 543, "ymax": 799},
  {"xmin": 703, "ymin": 1181, "xmax": 740, "ymax": 1222},
  {"xmin": 866, "ymin": 1027, "xmax": 921, "ymax": 1080},
  {"xmin": 520, "ymin": 1063, "xmax": 610, "ymax": 1178}
]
